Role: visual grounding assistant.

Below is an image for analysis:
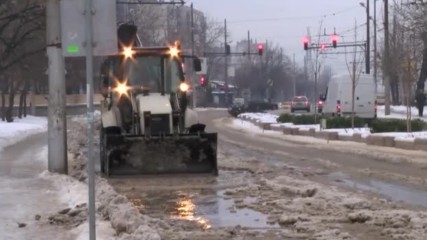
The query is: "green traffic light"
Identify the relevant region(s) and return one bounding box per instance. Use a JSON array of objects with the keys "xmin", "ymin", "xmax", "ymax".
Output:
[{"xmin": 66, "ymin": 45, "xmax": 80, "ymax": 53}]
